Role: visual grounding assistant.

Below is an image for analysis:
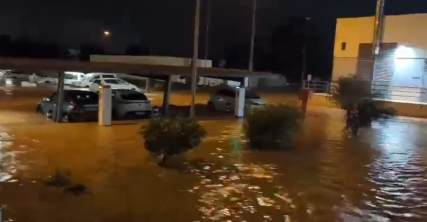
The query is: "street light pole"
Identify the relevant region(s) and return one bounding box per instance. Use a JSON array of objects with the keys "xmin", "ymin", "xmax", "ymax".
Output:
[
  {"xmin": 190, "ymin": 0, "xmax": 201, "ymax": 118},
  {"xmin": 301, "ymin": 17, "xmax": 311, "ymax": 89},
  {"xmin": 371, "ymin": 0, "xmax": 385, "ymax": 83},
  {"xmin": 203, "ymin": 0, "xmax": 211, "ymax": 59},
  {"xmin": 373, "ymin": 0, "xmax": 386, "ymax": 56},
  {"xmin": 248, "ymin": 0, "xmax": 257, "ymax": 72}
]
